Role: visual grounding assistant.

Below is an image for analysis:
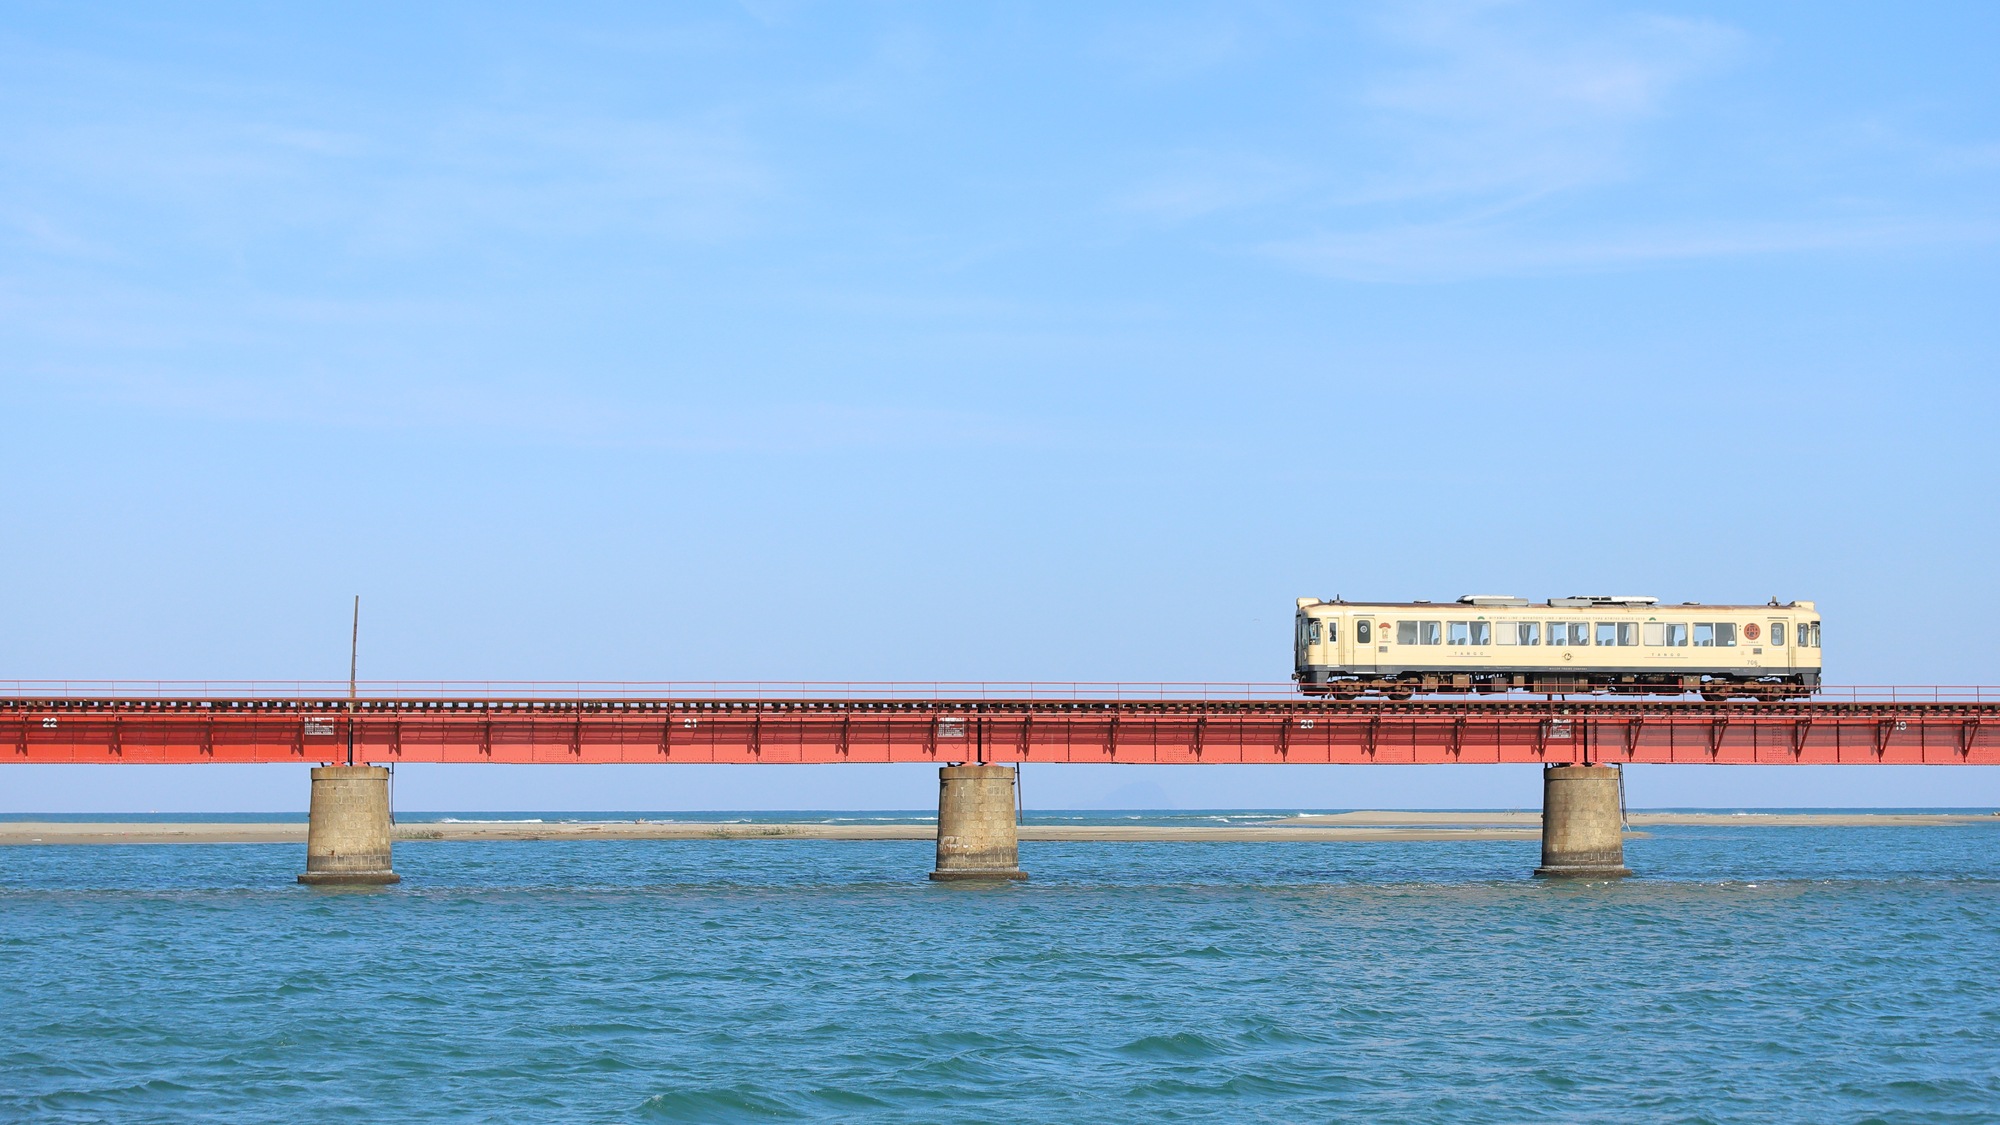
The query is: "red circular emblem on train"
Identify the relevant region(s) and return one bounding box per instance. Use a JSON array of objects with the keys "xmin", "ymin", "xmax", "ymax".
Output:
[{"xmin": 1744, "ymin": 623, "xmax": 1761, "ymax": 640}]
